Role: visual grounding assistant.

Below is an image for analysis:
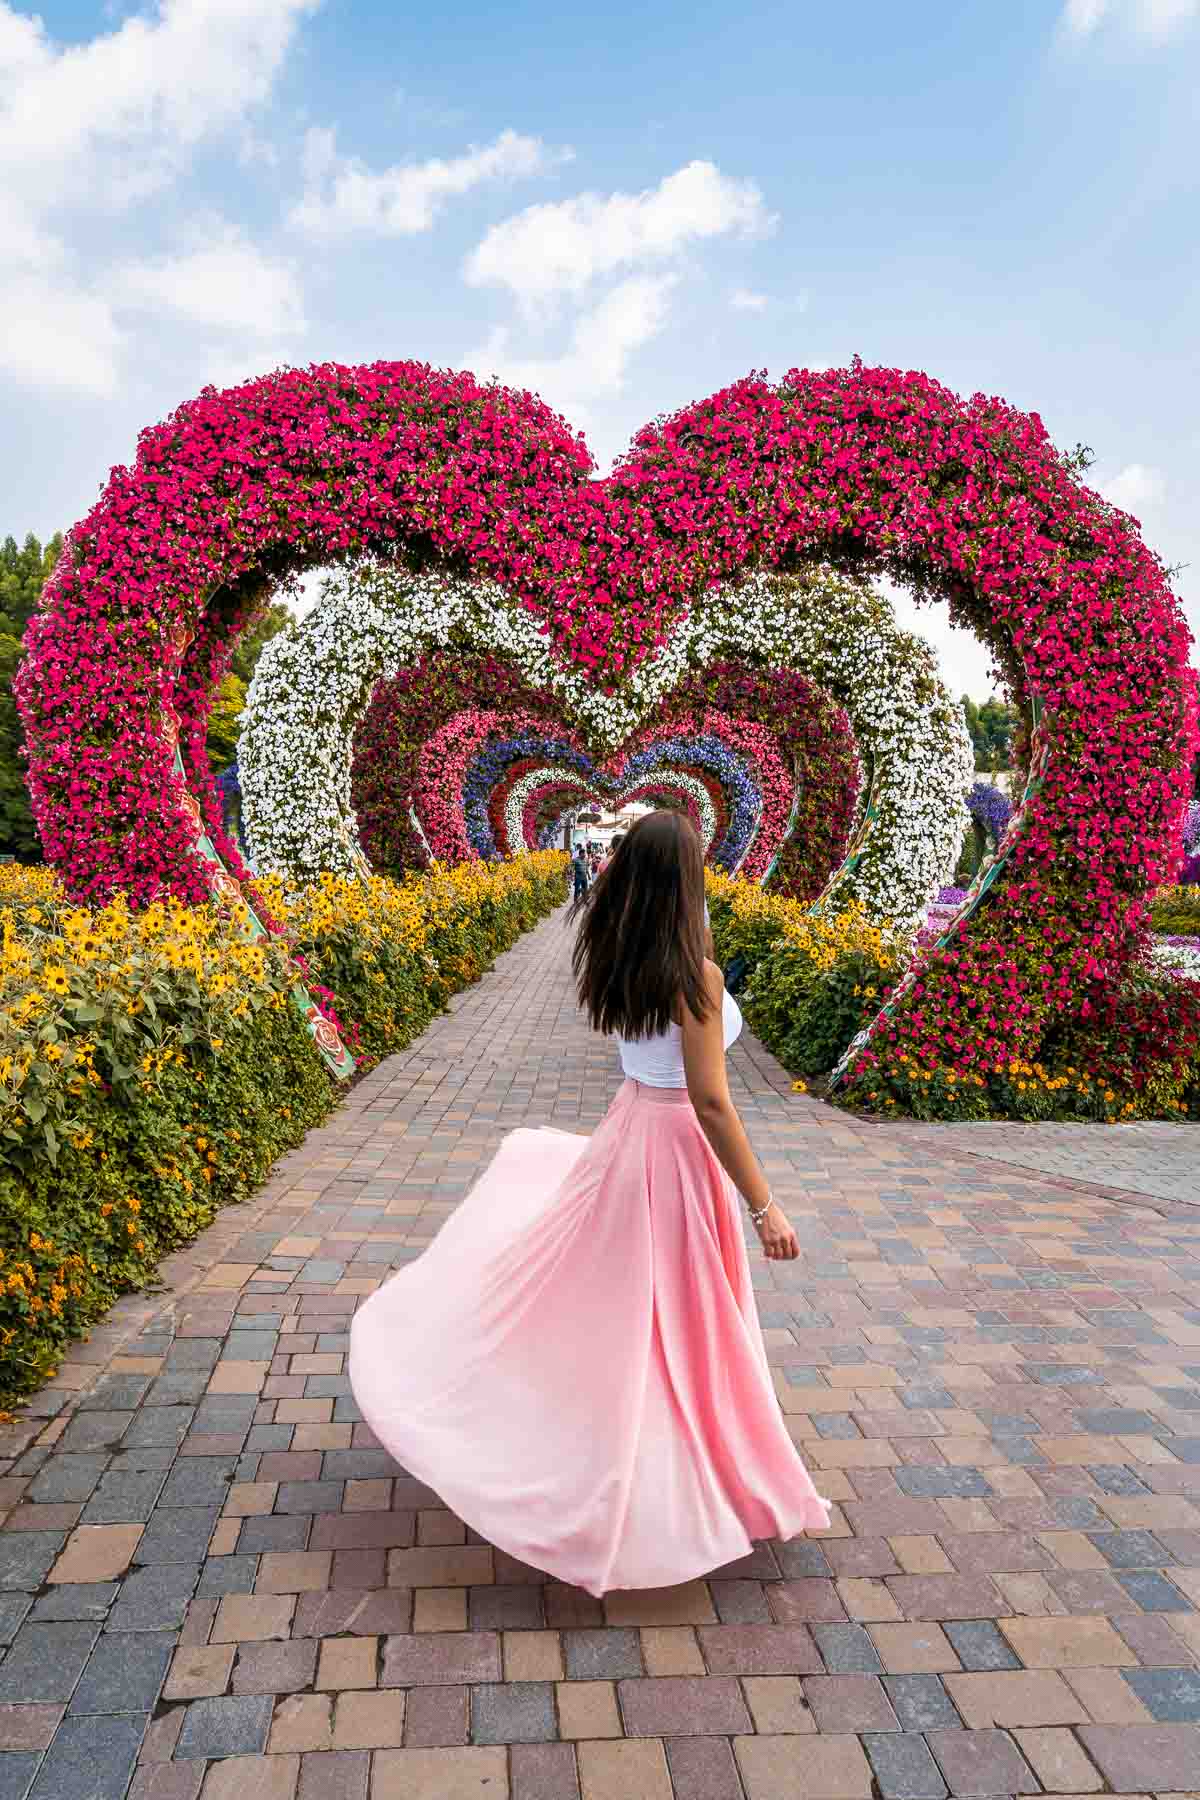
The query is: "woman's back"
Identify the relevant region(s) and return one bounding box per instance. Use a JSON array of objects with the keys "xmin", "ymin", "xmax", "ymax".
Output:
[{"xmin": 617, "ymin": 986, "xmax": 743, "ymax": 1088}]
